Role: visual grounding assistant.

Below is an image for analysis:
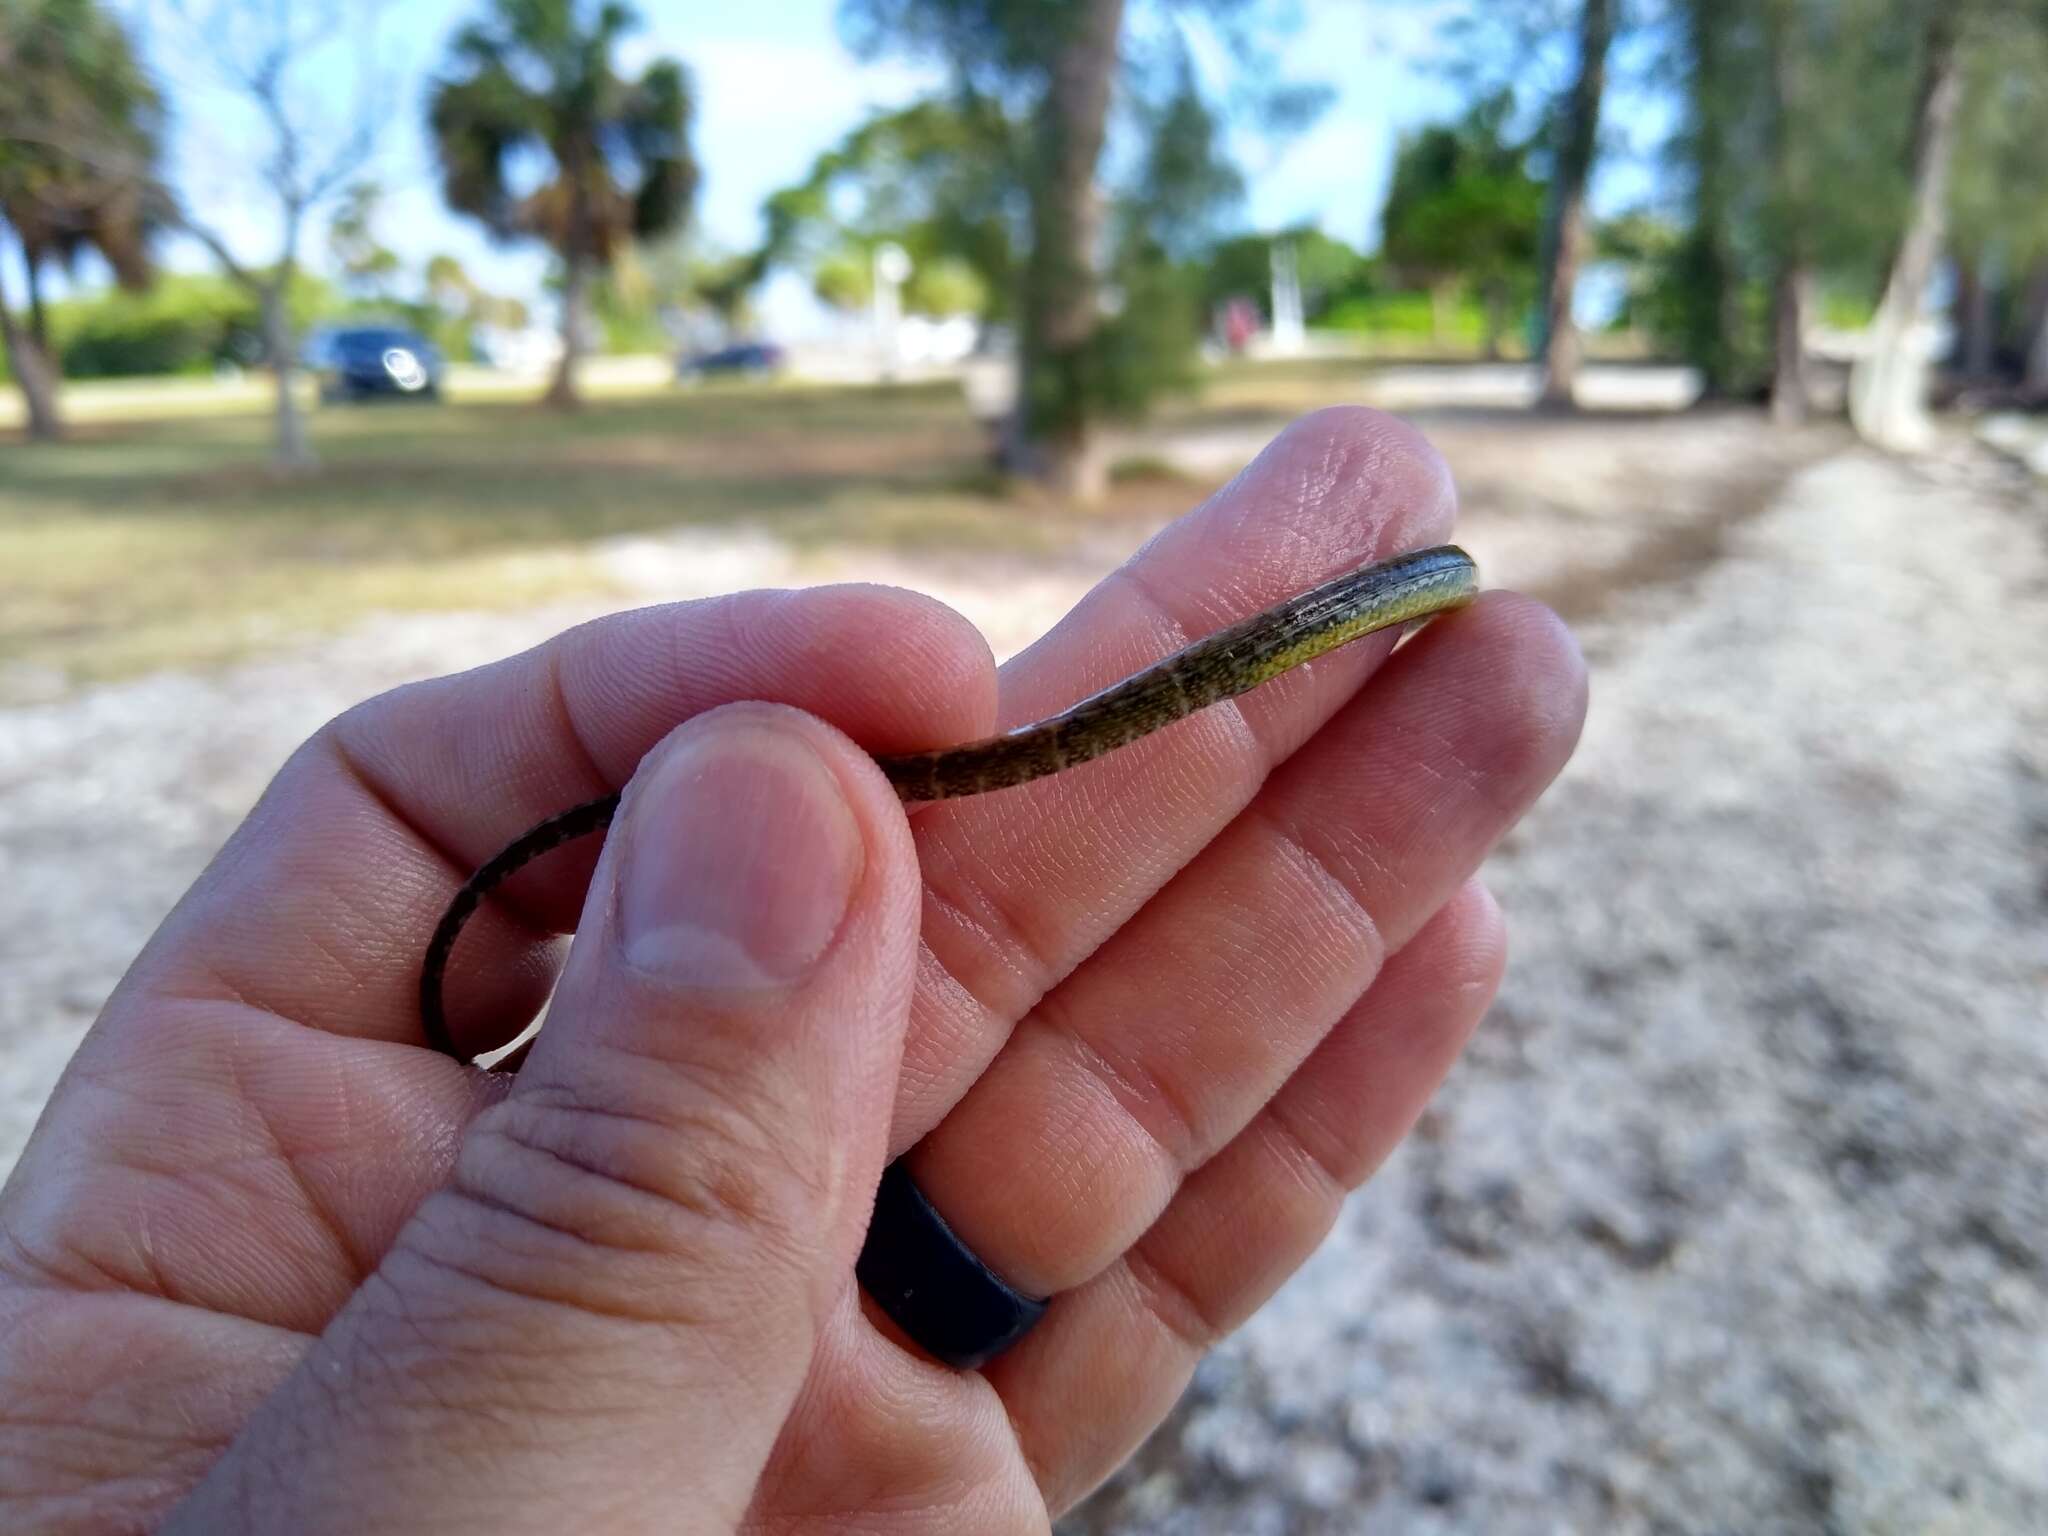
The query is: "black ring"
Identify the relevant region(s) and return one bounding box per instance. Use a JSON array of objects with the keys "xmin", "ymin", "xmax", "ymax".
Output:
[{"xmin": 856, "ymin": 1159, "xmax": 1049, "ymax": 1370}]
